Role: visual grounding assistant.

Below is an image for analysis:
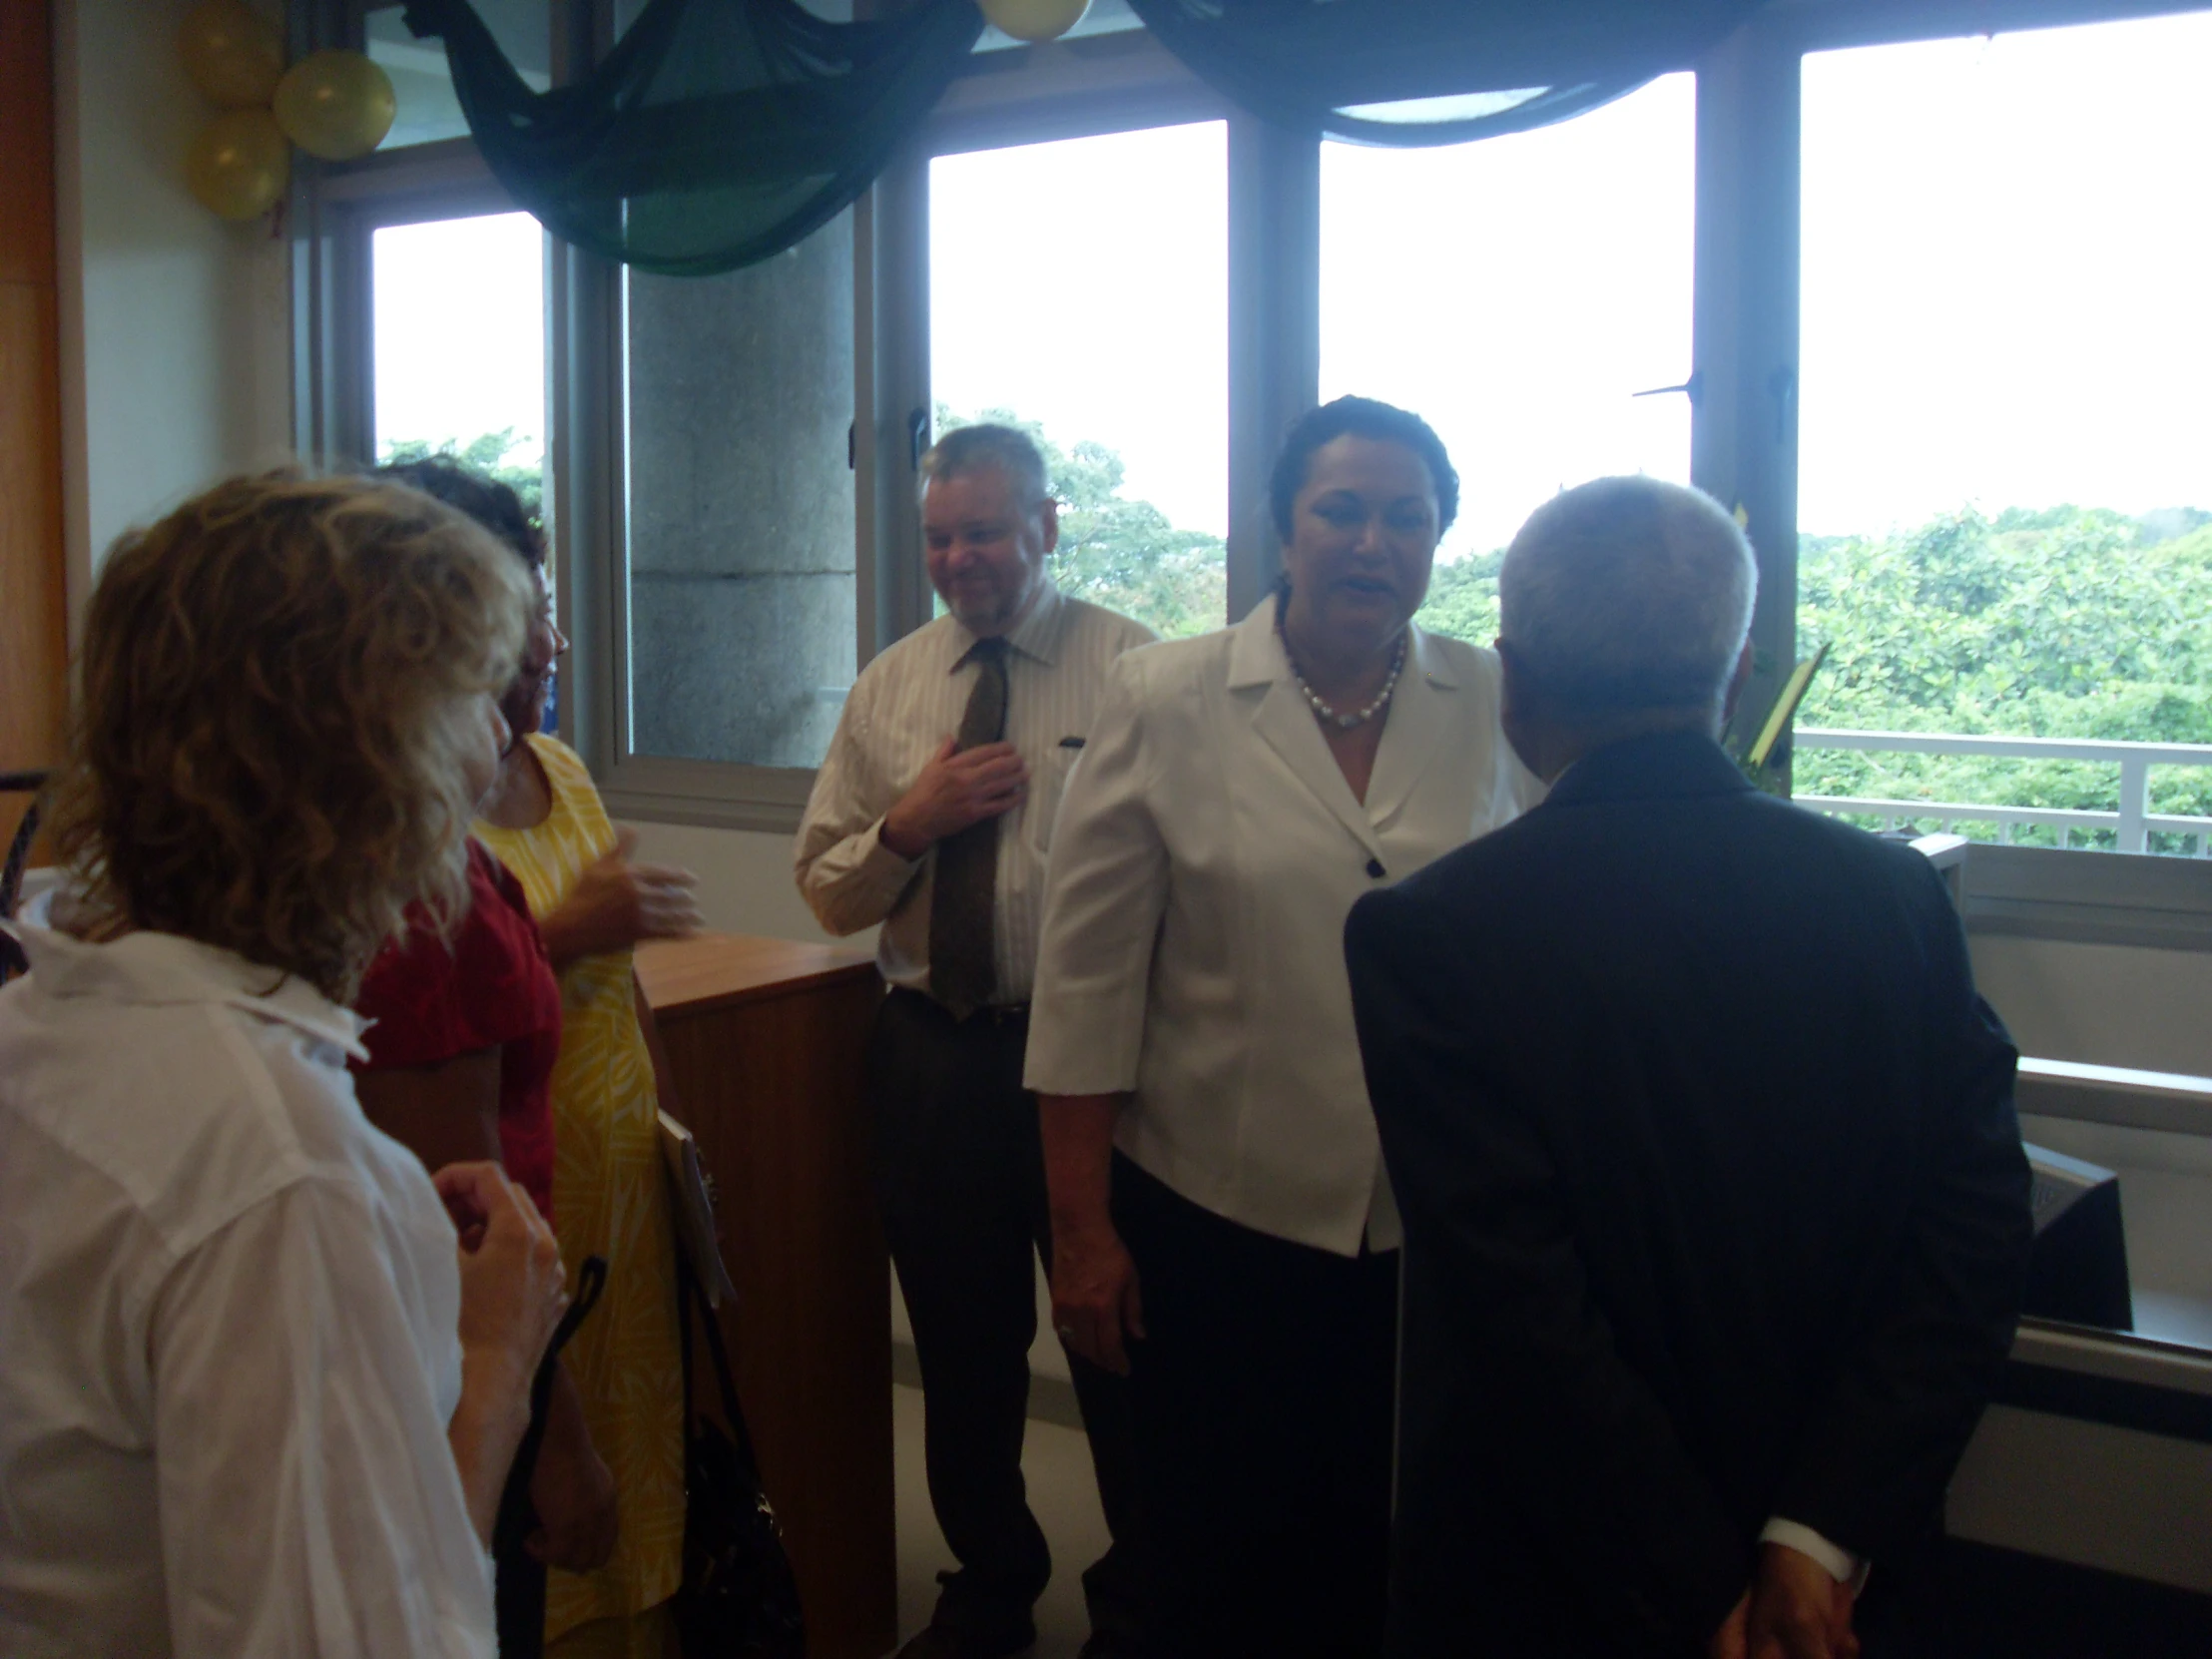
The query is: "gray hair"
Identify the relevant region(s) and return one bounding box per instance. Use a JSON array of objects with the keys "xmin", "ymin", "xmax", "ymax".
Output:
[
  {"xmin": 918, "ymin": 422, "xmax": 1050, "ymax": 507},
  {"xmin": 1499, "ymin": 476, "xmax": 1757, "ymax": 717}
]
